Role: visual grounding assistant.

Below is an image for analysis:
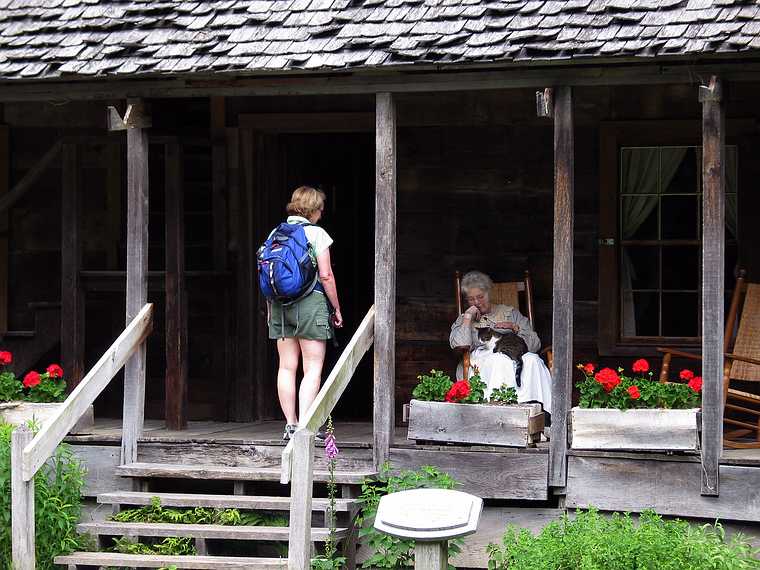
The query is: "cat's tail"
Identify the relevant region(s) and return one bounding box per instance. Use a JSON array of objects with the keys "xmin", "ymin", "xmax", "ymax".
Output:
[{"xmin": 514, "ymin": 359, "xmax": 523, "ymax": 388}]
